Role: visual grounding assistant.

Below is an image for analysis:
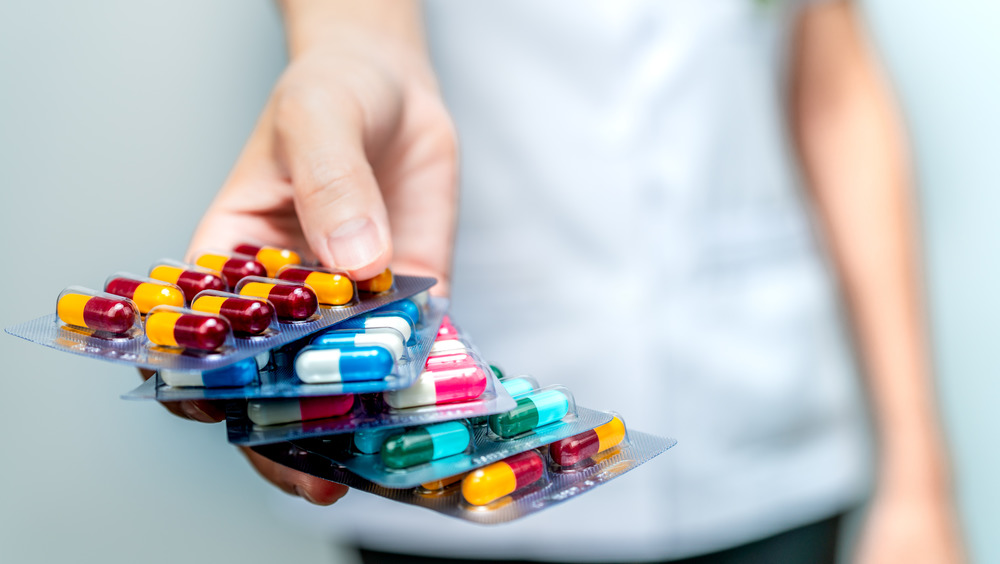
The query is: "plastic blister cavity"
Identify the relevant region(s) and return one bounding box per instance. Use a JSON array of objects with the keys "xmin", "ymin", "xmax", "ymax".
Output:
[
  {"xmin": 488, "ymin": 386, "xmax": 575, "ymax": 440},
  {"xmin": 384, "ymin": 353, "xmax": 490, "ymax": 409},
  {"xmin": 380, "ymin": 420, "xmax": 474, "ymax": 469},
  {"xmin": 547, "ymin": 414, "xmax": 628, "ymax": 469},
  {"xmin": 144, "ymin": 305, "xmax": 234, "ymax": 353},
  {"xmin": 277, "ymin": 264, "xmax": 357, "ymax": 307},
  {"xmin": 104, "ymin": 273, "xmax": 184, "ymax": 314},
  {"xmin": 235, "ymin": 276, "xmax": 319, "ymax": 323},
  {"xmin": 294, "ymin": 344, "xmax": 396, "ymax": 384},
  {"xmin": 250, "ymin": 425, "xmax": 676, "ymax": 524},
  {"xmin": 55, "ymin": 286, "xmax": 142, "ymax": 339},
  {"xmin": 193, "ymin": 251, "xmax": 266, "ymax": 288},
  {"xmin": 148, "ymin": 259, "xmax": 227, "ymax": 302},
  {"xmin": 233, "ymin": 243, "xmax": 302, "ymax": 278},
  {"xmin": 339, "ymin": 311, "xmax": 416, "ymax": 346},
  {"xmin": 373, "ymin": 298, "xmax": 421, "ymax": 329},
  {"xmin": 191, "ymin": 290, "xmax": 277, "ymax": 337}
]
